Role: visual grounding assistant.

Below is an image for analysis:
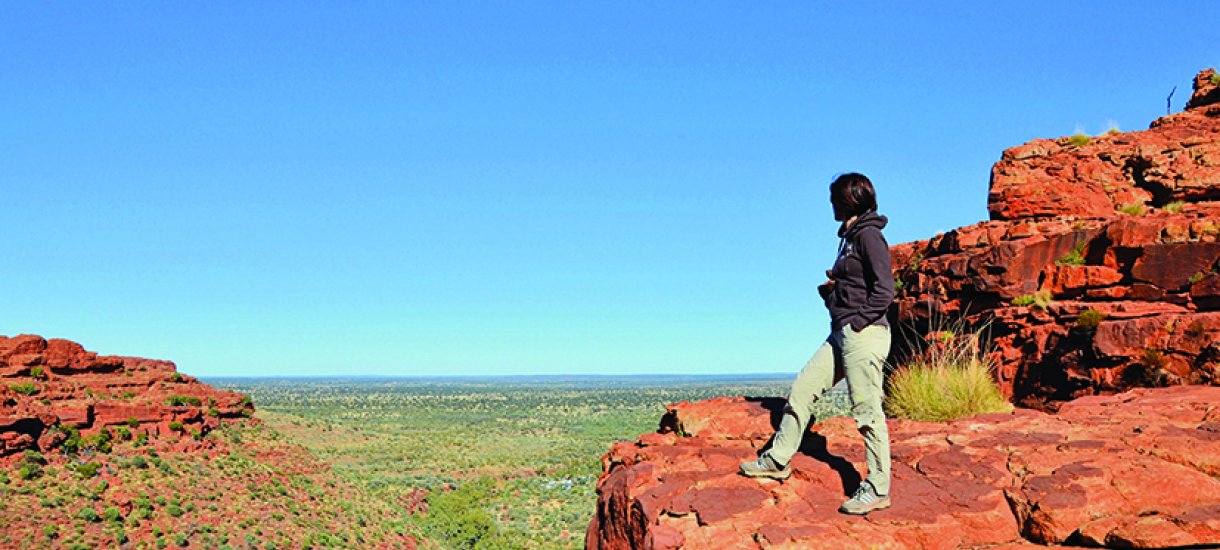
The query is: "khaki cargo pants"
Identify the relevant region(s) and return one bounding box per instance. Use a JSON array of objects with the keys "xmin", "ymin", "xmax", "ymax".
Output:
[{"xmin": 766, "ymin": 324, "xmax": 892, "ymax": 495}]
